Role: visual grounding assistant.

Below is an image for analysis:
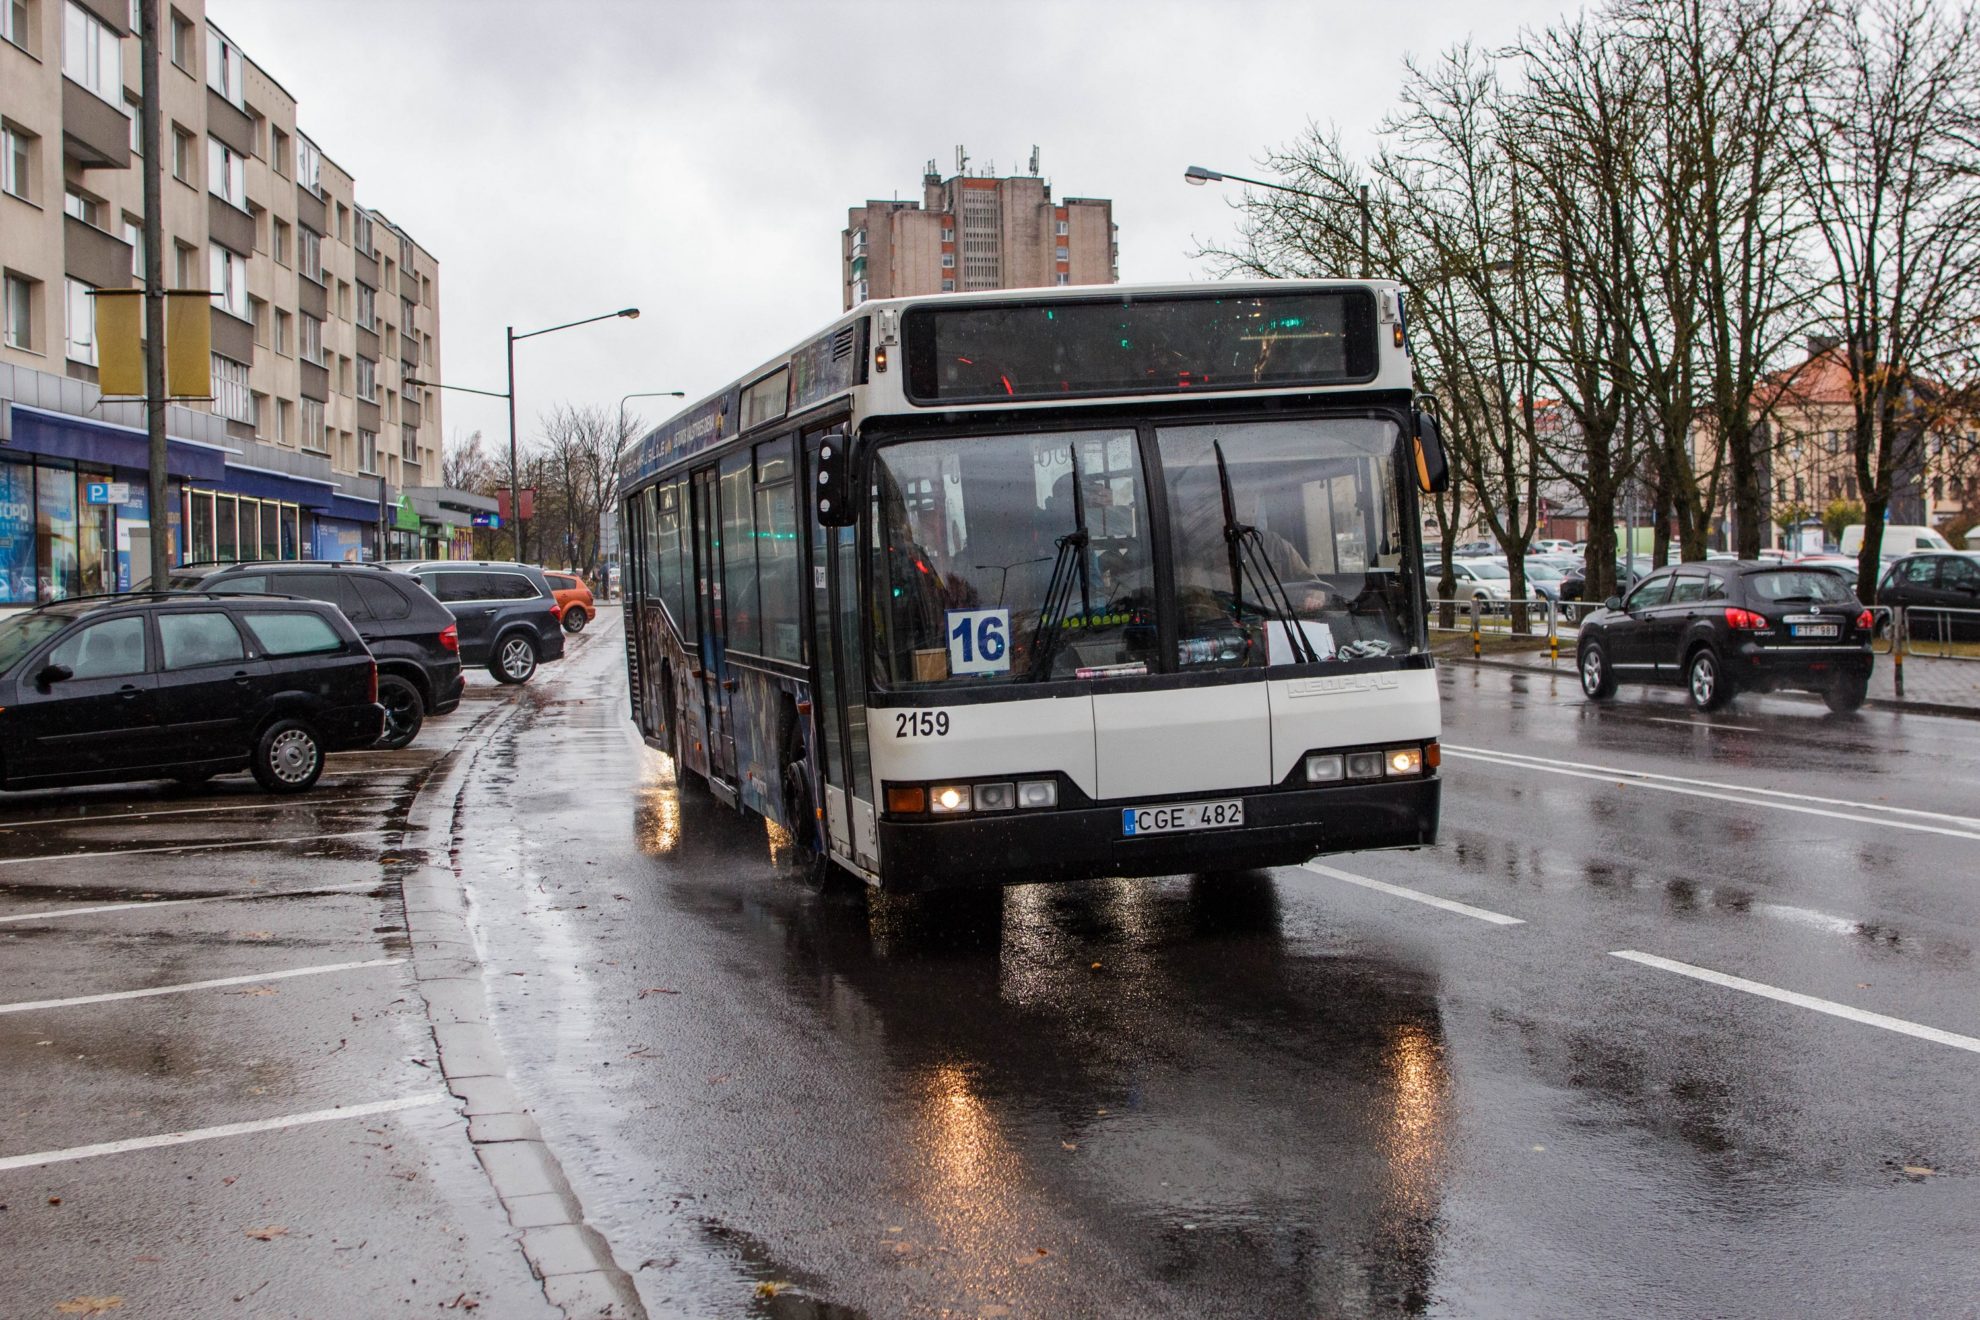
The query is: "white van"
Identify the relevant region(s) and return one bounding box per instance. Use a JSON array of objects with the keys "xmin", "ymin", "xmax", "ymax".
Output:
[{"xmin": 1839, "ymin": 523, "xmax": 1953, "ymax": 558}]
